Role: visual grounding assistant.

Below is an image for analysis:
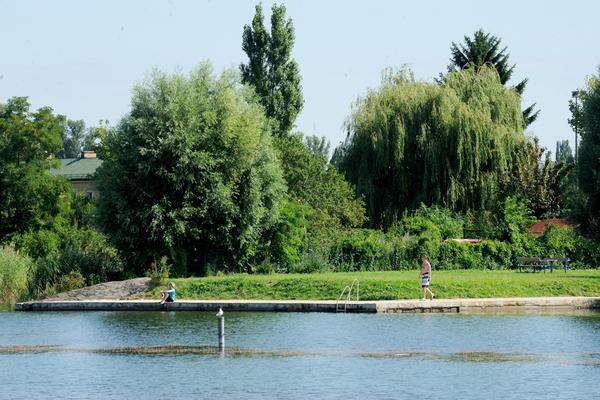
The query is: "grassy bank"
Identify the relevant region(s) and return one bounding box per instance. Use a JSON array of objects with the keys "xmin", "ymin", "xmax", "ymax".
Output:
[{"xmin": 140, "ymin": 270, "xmax": 600, "ymax": 300}]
